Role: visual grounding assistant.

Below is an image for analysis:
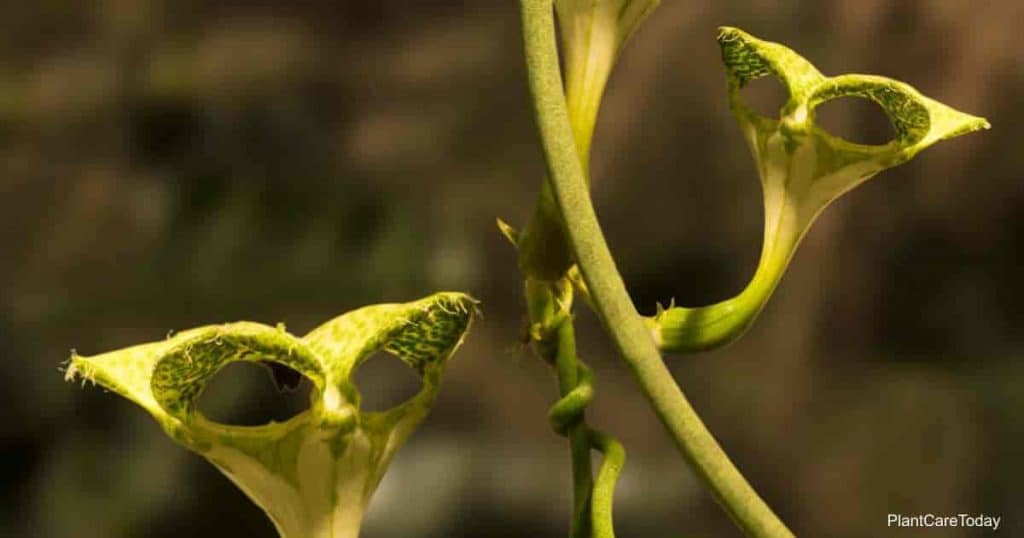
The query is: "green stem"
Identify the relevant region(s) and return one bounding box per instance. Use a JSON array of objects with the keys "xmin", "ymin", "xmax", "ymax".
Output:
[
  {"xmin": 589, "ymin": 428, "xmax": 625, "ymax": 538},
  {"xmin": 555, "ymin": 319, "xmax": 595, "ymax": 538},
  {"xmin": 644, "ymin": 219, "xmax": 801, "ymax": 352},
  {"xmin": 523, "ymin": 278, "xmax": 596, "ymax": 538},
  {"xmin": 548, "ymin": 348, "xmax": 624, "ymax": 538},
  {"xmin": 519, "ymin": 1, "xmax": 793, "ymax": 536}
]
